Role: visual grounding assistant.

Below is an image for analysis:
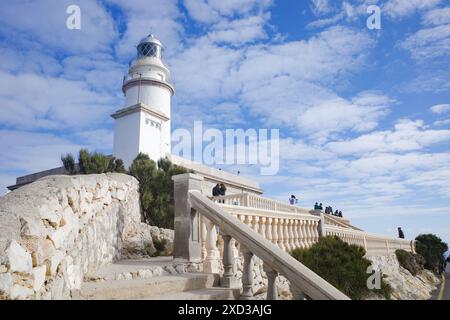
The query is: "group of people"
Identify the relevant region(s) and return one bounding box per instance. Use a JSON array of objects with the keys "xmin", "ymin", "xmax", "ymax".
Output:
[{"xmin": 314, "ymin": 202, "xmax": 343, "ymax": 217}]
